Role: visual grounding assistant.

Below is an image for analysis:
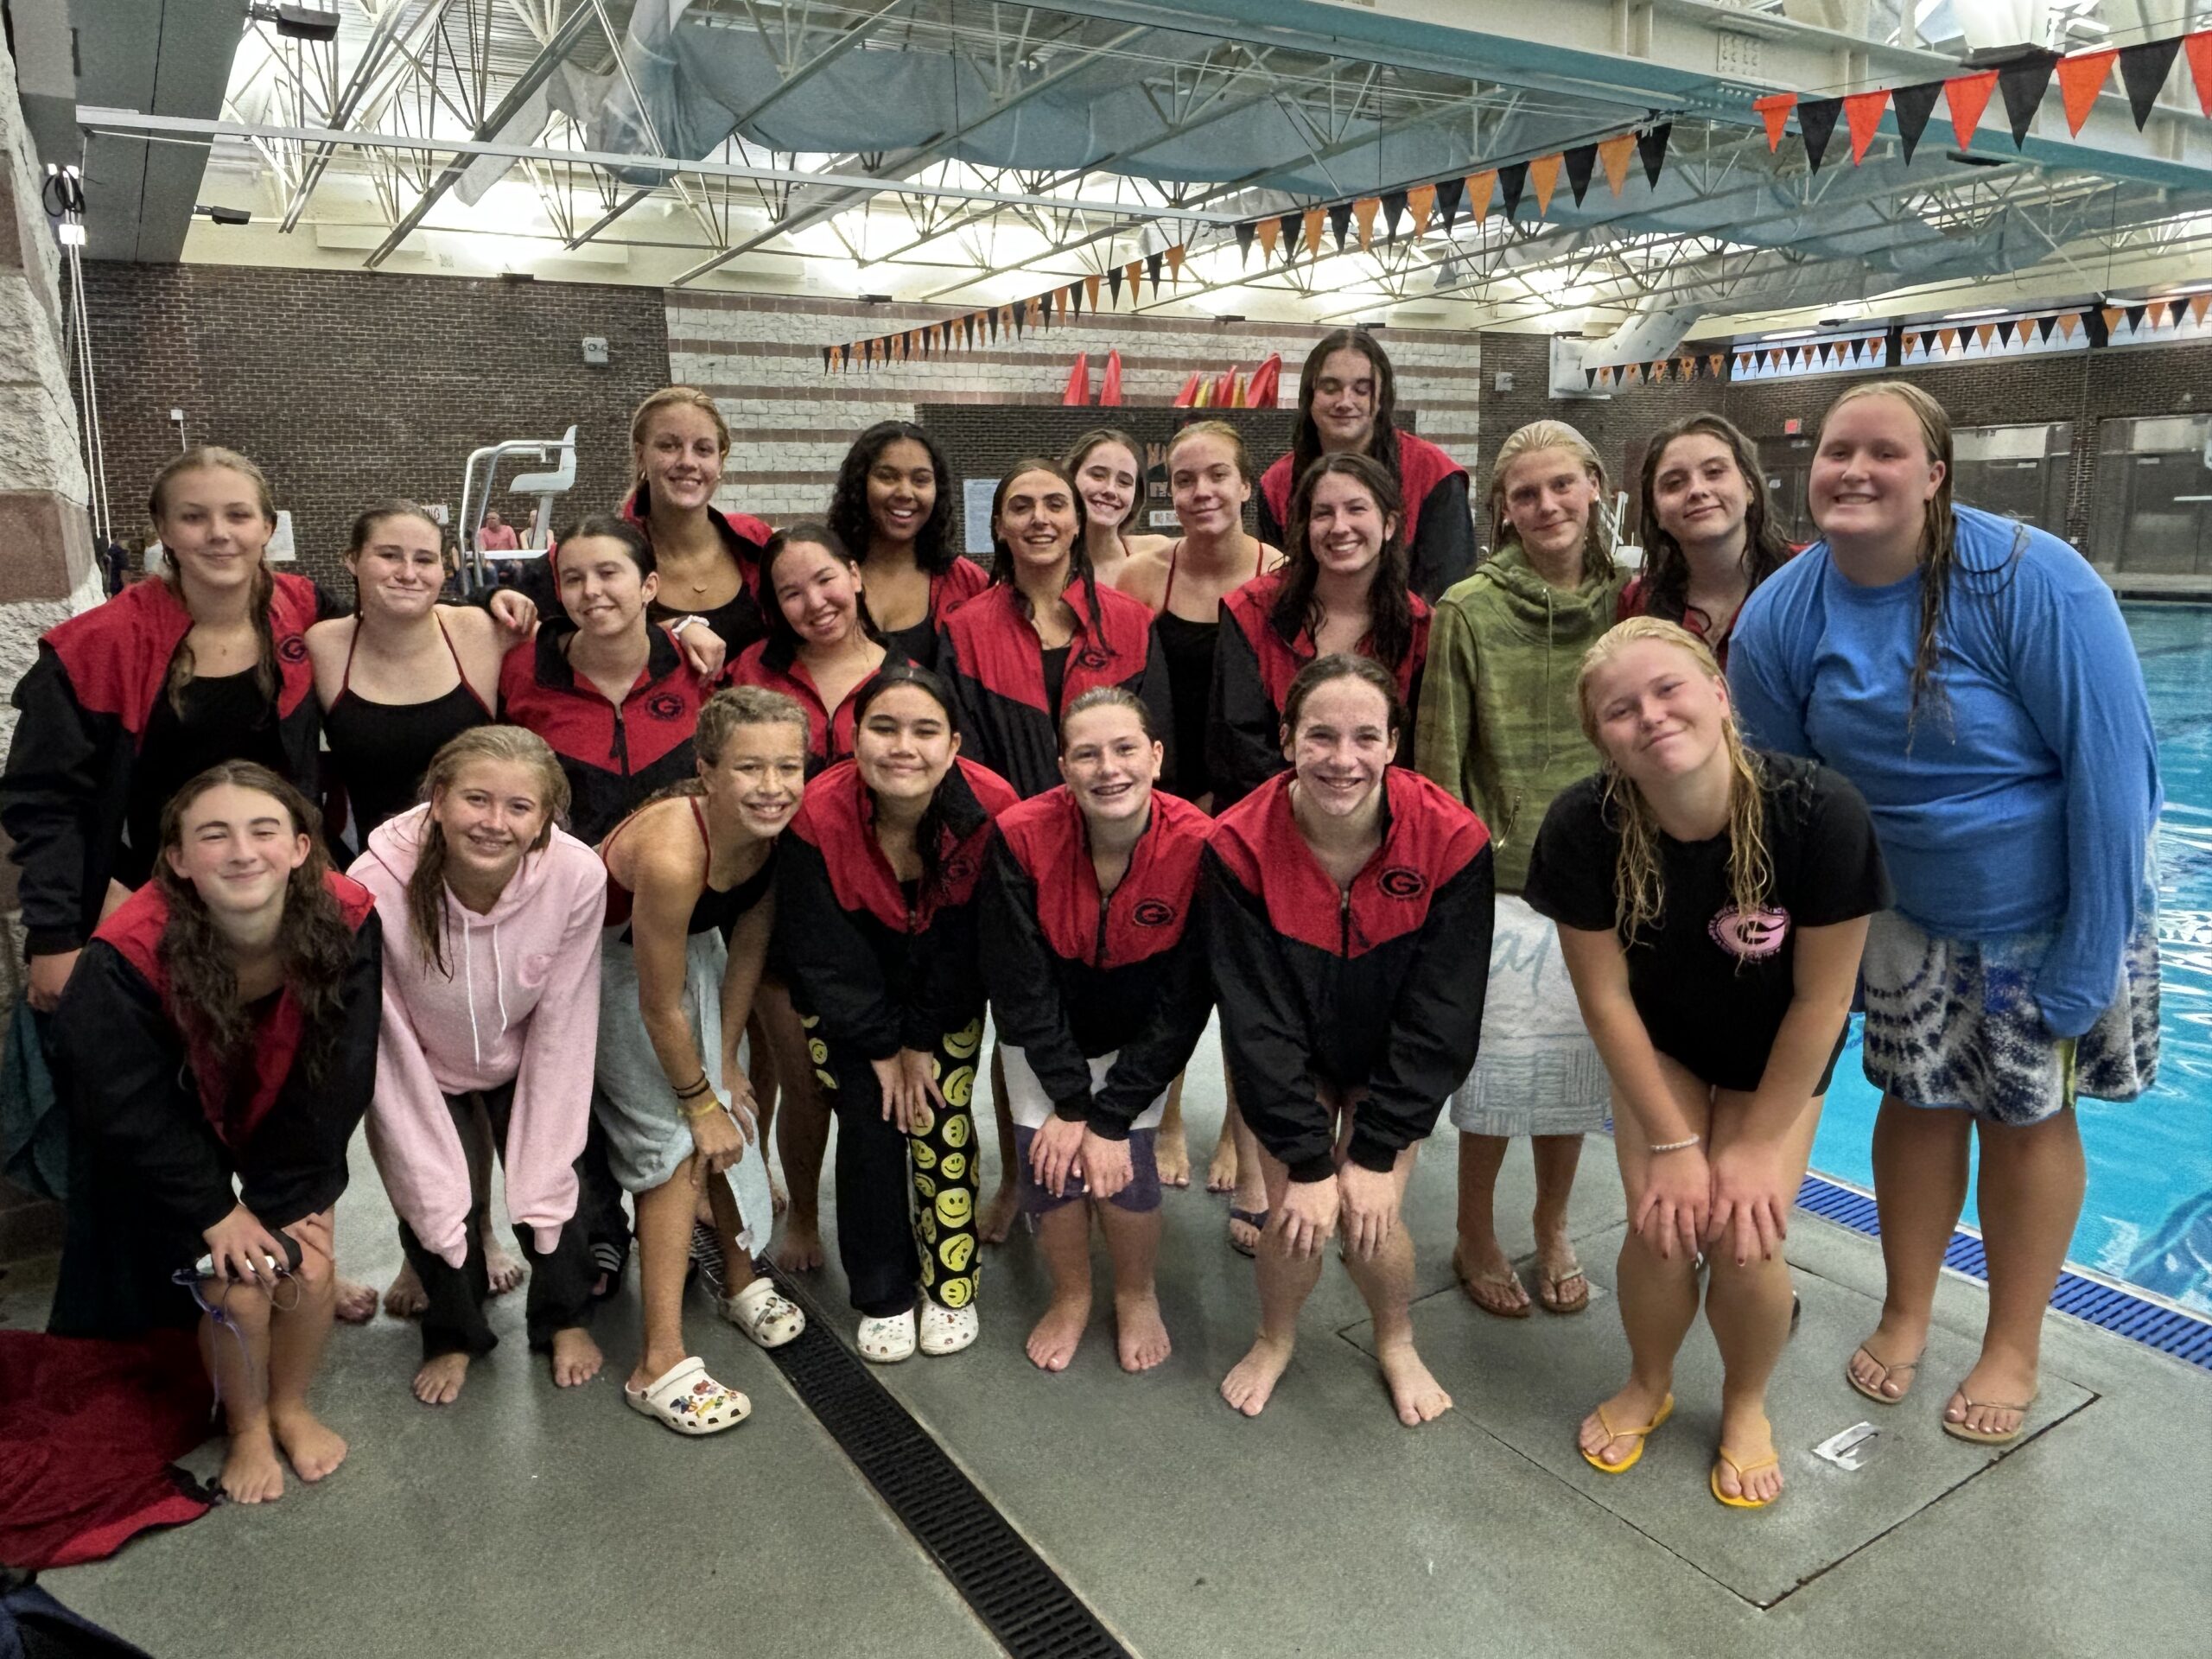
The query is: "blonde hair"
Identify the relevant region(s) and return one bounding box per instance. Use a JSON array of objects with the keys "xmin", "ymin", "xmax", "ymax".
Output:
[
  {"xmin": 696, "ymin": 685, "xmax": 810, "ymax": 769},
  {"xmin": 1575, "ymin": 618, "xmax": 1770, "ymax": 950},
  {"xmin": 407, "ymin": 726, "xmax": 571, "ymax": 976},
  {"xmin": 149, "ymin": 447, "xmax": 280, "ymax": 713},
  {"xmin": 630, "ymin": 385, "xmax": 732, "ymax": 457},
  {"xmin": 1488, "ymin": 420, "xmax": 1613, "ymax": 583},
  {"xmin": 1166, "ymin": 419, "xmax": 1255, "ymax": 486}
]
